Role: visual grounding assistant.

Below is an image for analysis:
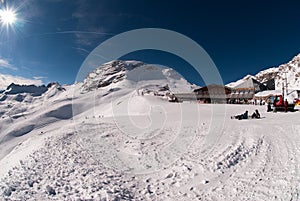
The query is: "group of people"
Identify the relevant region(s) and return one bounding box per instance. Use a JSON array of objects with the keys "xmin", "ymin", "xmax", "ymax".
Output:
[
  {"xmin": 232, "ymin": 109, "xmax": 261, "ymax": 120},
  {"xmin": 232, "ymin": 97, "xmax": 291, "ymax": 120}
]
